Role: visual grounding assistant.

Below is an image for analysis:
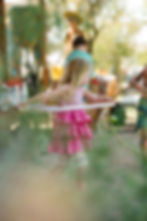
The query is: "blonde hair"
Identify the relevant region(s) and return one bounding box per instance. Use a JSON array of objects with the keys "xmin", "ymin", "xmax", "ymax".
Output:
[{"xmin": 63, "ymin": 59, "xmax": 90, "ymax": 85}]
